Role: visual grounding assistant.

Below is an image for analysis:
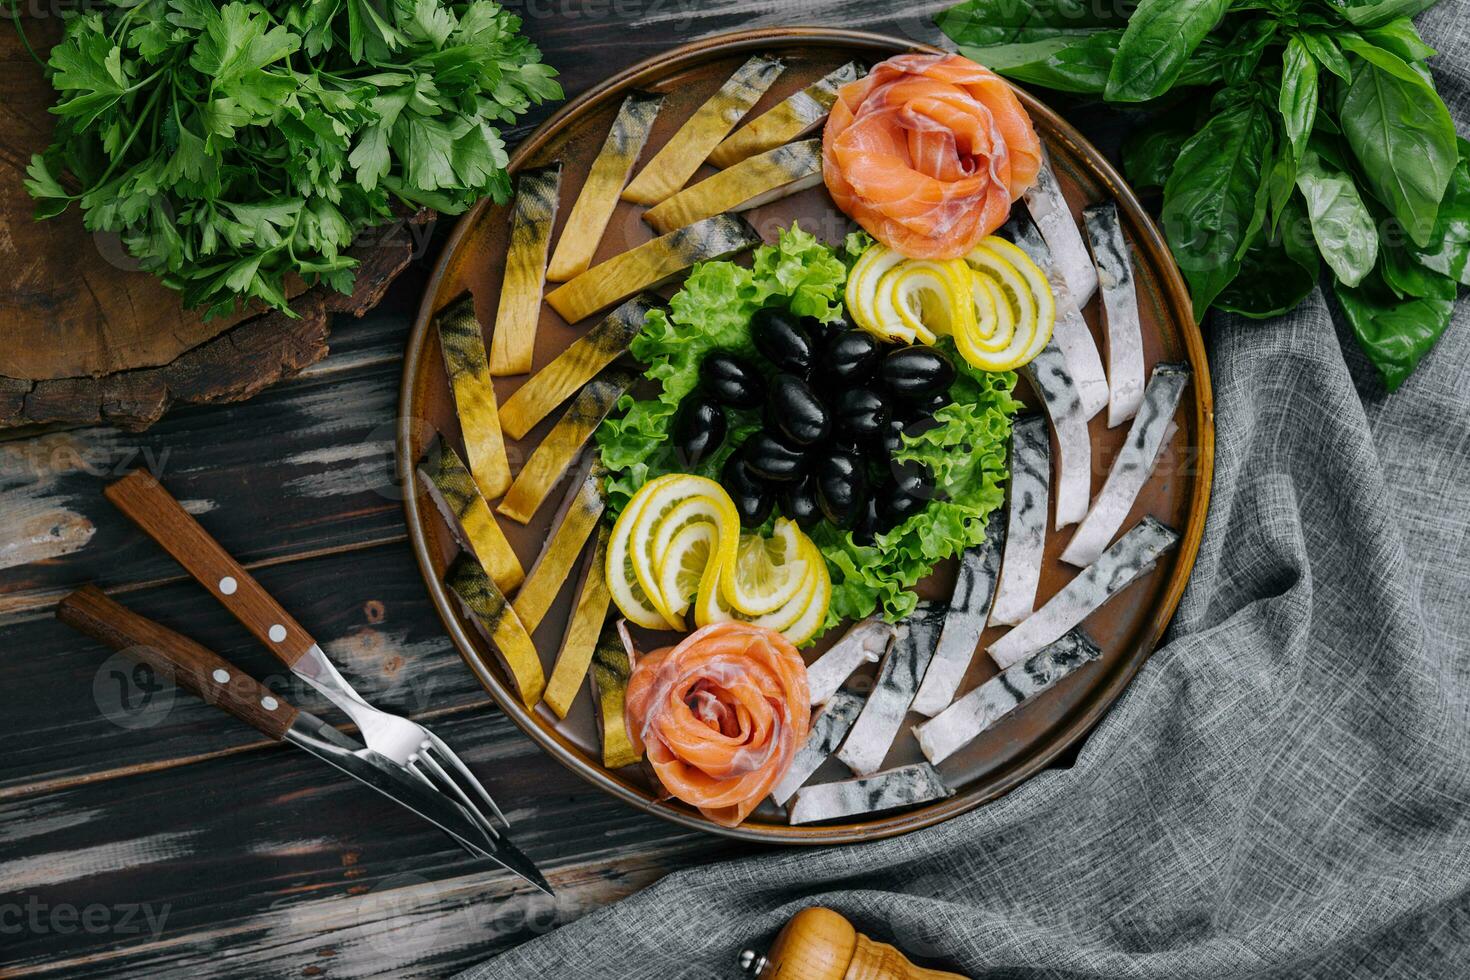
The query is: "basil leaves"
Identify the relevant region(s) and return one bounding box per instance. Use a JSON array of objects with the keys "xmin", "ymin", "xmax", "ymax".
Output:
[{"xmin": 941, "ymin": 0, "xmax": 1464, "ymax": 391}]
